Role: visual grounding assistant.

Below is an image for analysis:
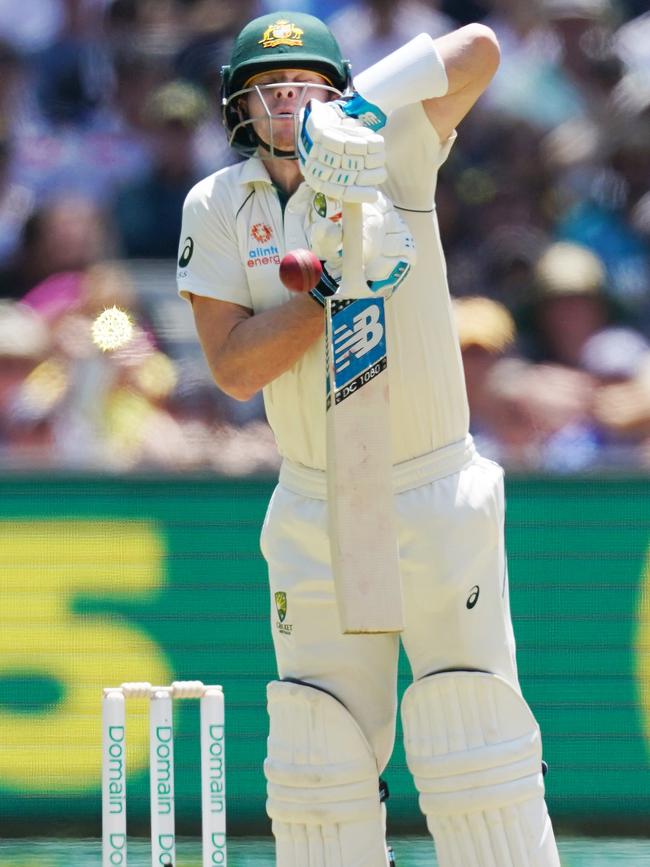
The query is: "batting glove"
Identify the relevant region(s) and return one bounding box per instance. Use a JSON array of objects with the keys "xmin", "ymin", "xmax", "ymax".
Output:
[
  {"xmin": 363, "ymin": 205, "xmax": 415, "ymax": 297},
  {"xmin": 289, "ymin": 185, "xmax": 416, "ymax": 300},
  {"xmin": 297, "ymin": 98, "xmax": 387, "ymax": 204}
]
